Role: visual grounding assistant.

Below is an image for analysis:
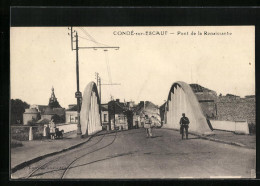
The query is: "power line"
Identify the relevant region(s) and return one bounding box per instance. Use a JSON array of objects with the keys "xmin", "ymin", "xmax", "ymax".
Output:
[
  {"xmin": 67, "ymin": 26, "xmax": 120, "ymax": 137},
  {"xmin": 78, "ymin": 27, "xmax": 96, "ymax": 42},
  {"xmin": 77, "ymin": 35, "xmax": 110, "ymax": 47},
  {"xmin": 78, "ymin": 27, "xmax": 110, "ymax": 47},
  {"xmin": 80, "ymin": 27, "xmax": 97, "ymax": 42},
  {"xmin": 104, "ymin": 51, "xmax": 112, "ymax": 84}
]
